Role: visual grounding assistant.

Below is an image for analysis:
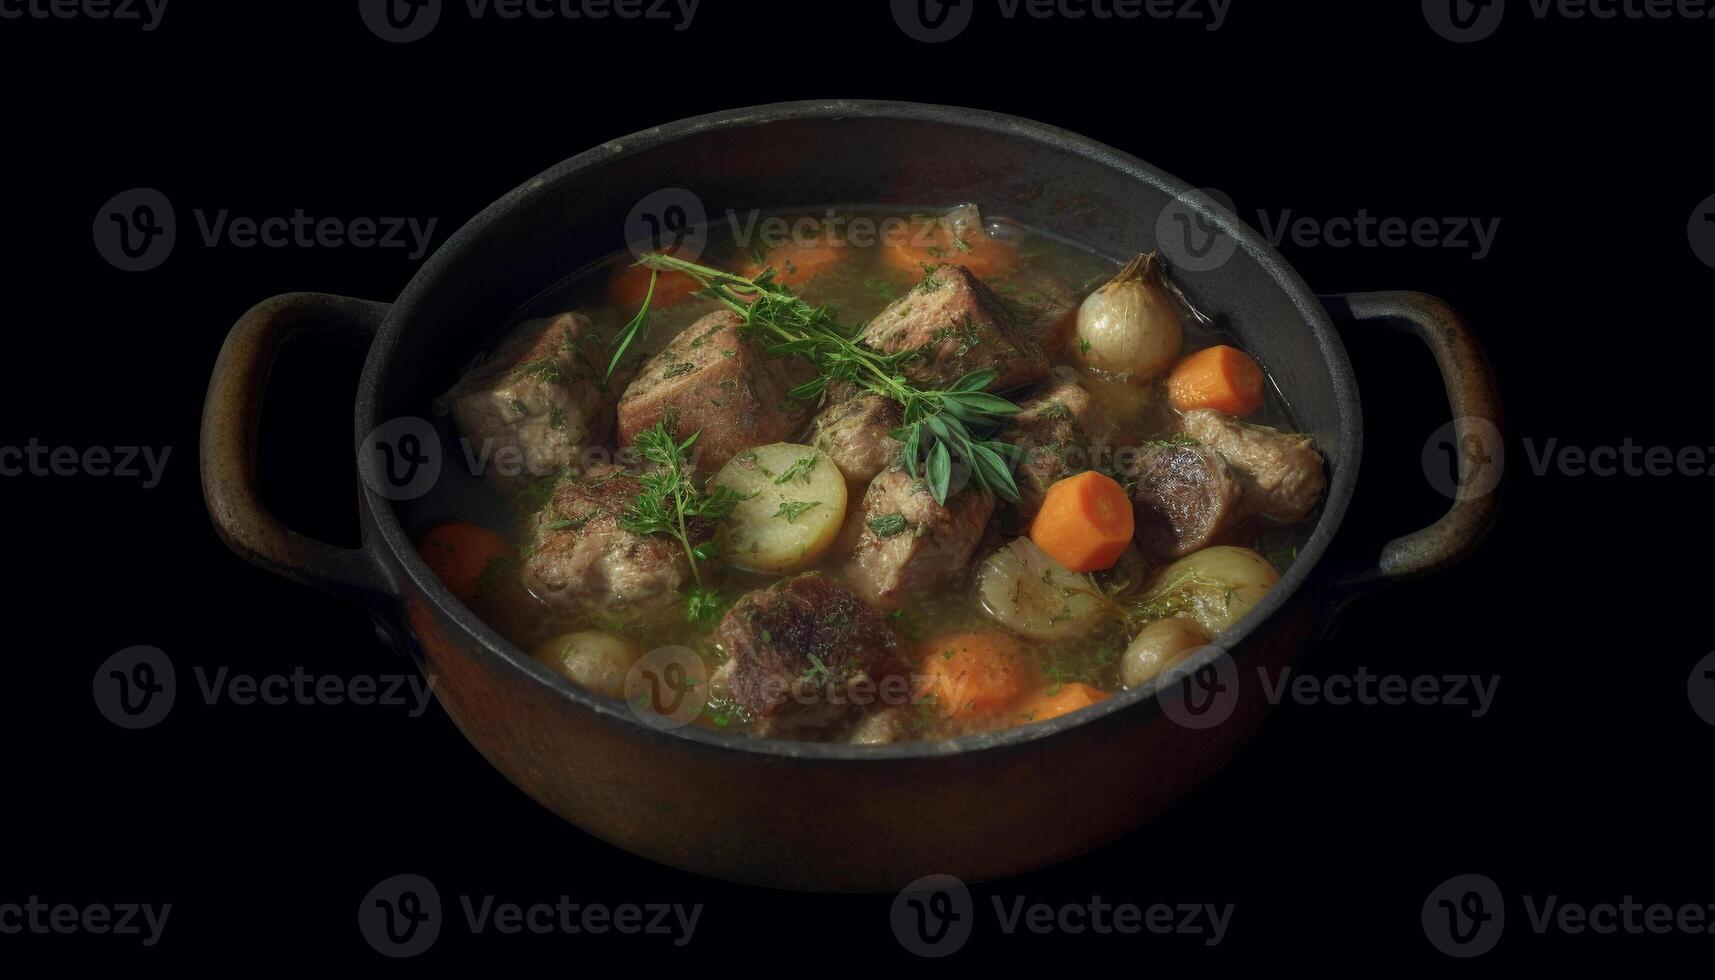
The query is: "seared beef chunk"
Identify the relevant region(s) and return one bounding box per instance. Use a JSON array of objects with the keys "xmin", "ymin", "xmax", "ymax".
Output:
[
  {"xmin": 446, "ymin": 313, "xmax": 612, "ymax": 487},
  {"xmin": 842, "ymin": 468, "xmax": 995, "ymax": 611},
  {"xmin": 521, "ymin": 463, "xmax": 706, "ymax": 617},
  {"xmin": 617, "ymin": 311, "xmax": 815, "ymax": 470},
  {"xmin": 713, "ymin": 574, "xmax": 913, "ymax": 735},
  {"xmin": 812, "ymin": 391, "xmax": 903, "ymax": 486},
  {"xmin": 600, "ymin": 299, "xmax": 718, "ymax": 392},
  {"xmin": 860, "ymin": 265, "xmax": 1050, "ymax": 392},
  {"xmin": 995, "ymin": 268, "xmax": 1080, "ymax": 357},
  {"xmin": 1181, "ymin": 409, "xmax": 1327, "ymax": 523},
  {"xmin": 1127, "ymin": 442, "xmax": 1245, "ymax": 561},
  {"xmin": 1002, "ymin": 366, "xmax": 1116, "ymax": 520}
]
